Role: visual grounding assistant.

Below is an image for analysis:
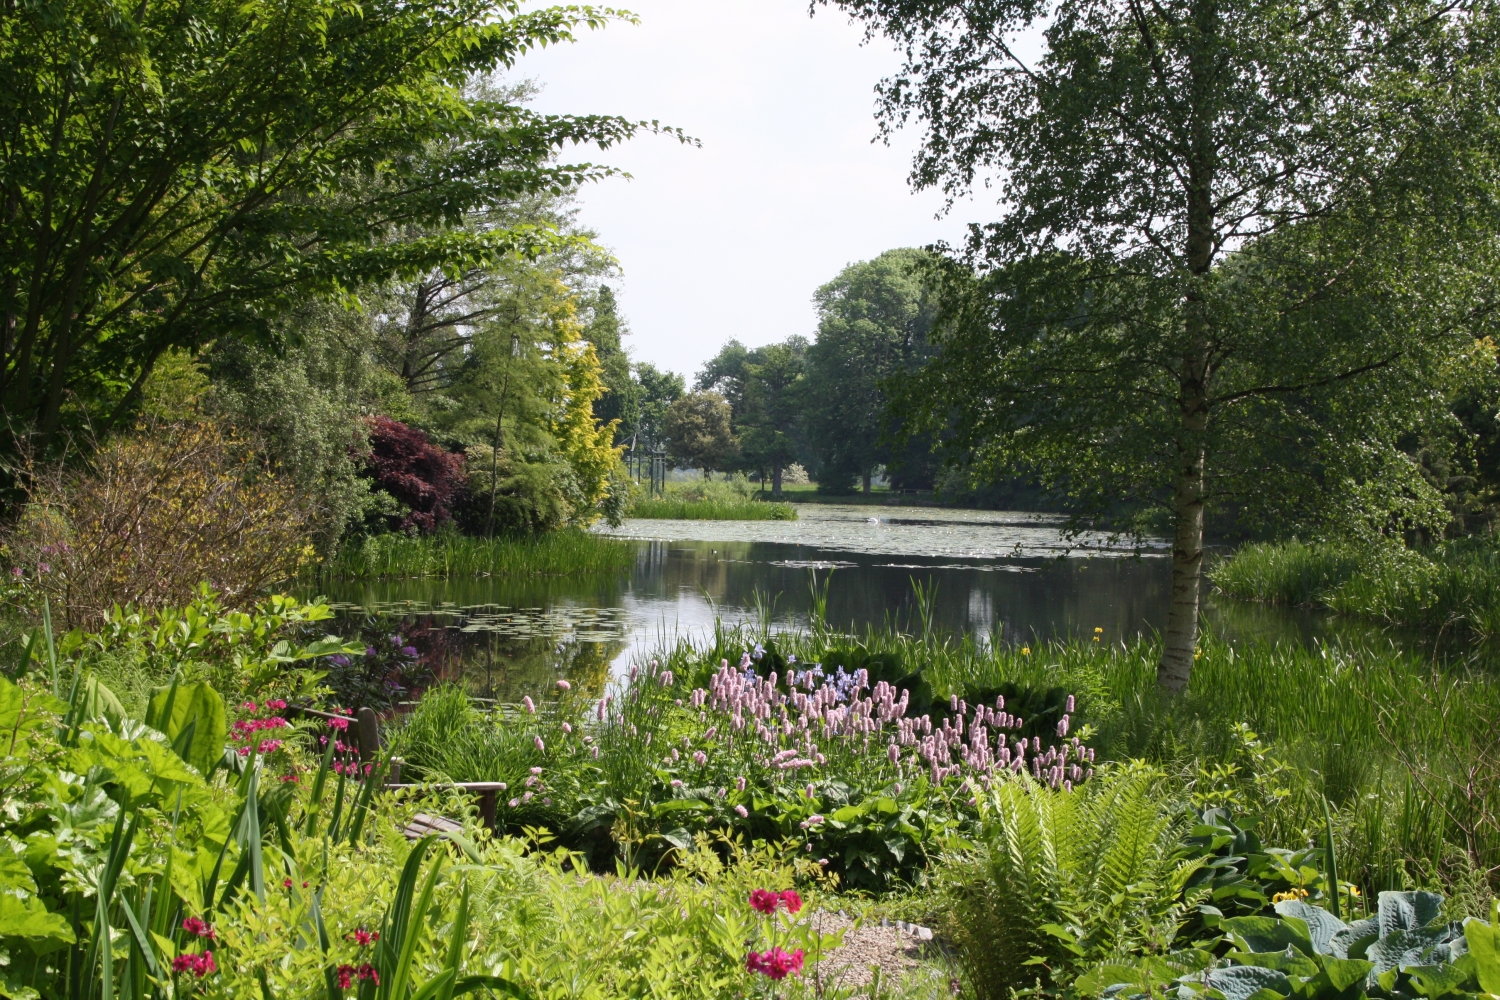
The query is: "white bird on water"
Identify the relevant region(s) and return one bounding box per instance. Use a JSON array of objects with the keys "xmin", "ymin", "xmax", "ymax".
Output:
[{"xmin": 866, "ymin": 517, "xmax": 880, "ymax": 525}]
